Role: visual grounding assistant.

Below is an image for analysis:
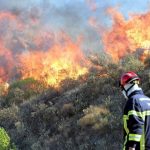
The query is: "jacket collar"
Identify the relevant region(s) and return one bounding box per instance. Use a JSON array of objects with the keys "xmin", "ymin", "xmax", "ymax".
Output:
[{"xmin": 128, "ymin": 90, "xmax": 144, "ymax": 99}]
